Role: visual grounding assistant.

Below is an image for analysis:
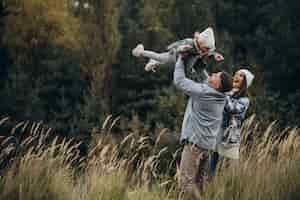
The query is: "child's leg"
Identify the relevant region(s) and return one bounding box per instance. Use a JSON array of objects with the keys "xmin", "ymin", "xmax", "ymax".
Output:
[
  {"xmin": 142, "ymin": 51, "xmax": 177, "ymax": 72},
  {"xmin": 132, "ymin": 44, "xmax": 177, "ymax": 71},
  {"xmin": 141, "ymin": 51, "xmax": 176, "ymax": 64}
]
